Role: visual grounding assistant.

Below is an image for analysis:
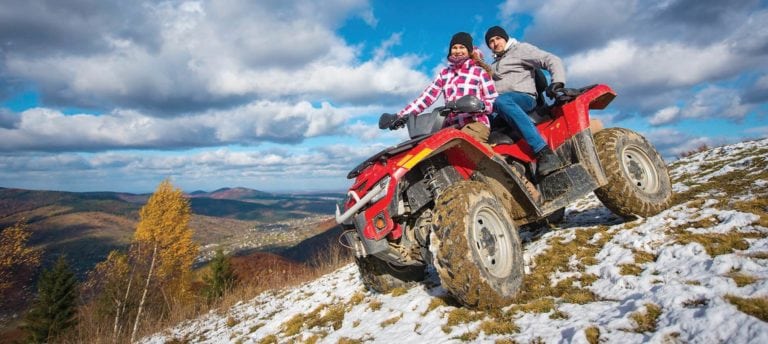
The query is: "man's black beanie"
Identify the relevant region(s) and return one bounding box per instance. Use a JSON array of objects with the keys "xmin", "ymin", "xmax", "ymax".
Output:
[
  {"xmin": 485, "ymin": 26, "xmax": 509, "ymax": 47},
  {"xmin": 448, "ymin": 32, "xmax": 473, "ymax": 57}
]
